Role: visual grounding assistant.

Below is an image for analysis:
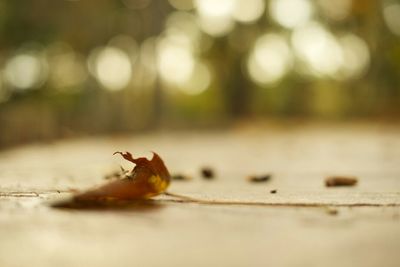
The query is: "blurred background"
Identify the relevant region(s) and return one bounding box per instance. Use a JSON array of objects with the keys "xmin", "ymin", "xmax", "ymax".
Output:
[{"xmin": 0, "ymin": 0, "xmax": 399, "ymax": 148}]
